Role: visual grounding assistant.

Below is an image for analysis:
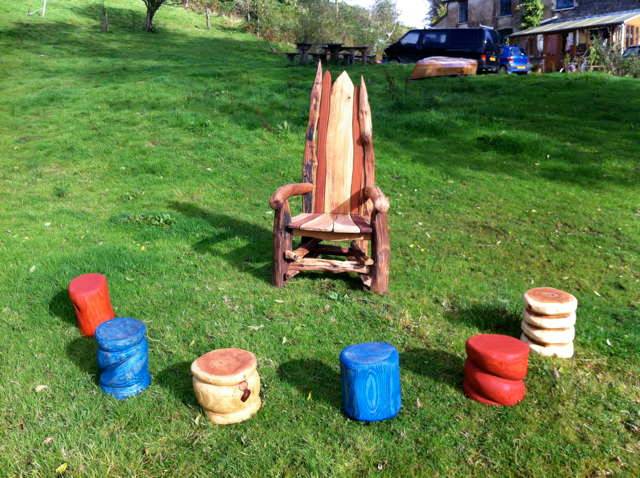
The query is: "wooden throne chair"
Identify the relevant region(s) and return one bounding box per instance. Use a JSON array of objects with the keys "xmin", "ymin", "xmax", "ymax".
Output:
[{"xmin": 269, "ymin": 63, "xmax": 390, "ymax": 294}]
